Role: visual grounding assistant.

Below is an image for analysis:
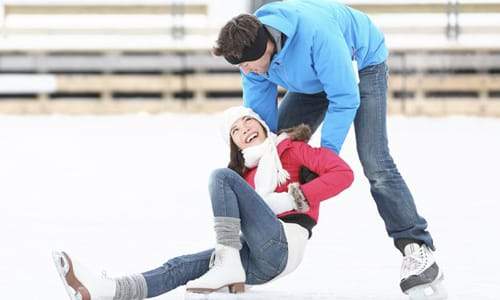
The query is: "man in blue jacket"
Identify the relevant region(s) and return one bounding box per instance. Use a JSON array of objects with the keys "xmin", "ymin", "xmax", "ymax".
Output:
[{"xmin": 213, "ymin": 0, "xmax": 447, "ymax": 298}]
